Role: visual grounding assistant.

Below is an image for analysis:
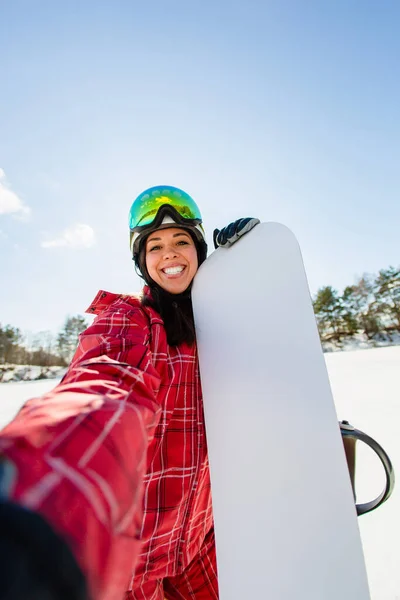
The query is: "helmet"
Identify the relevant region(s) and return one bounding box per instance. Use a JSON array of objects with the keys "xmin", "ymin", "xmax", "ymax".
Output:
[{"xmin": 129, "ymin": 185, "xmax": 207, "ymax": 261}]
